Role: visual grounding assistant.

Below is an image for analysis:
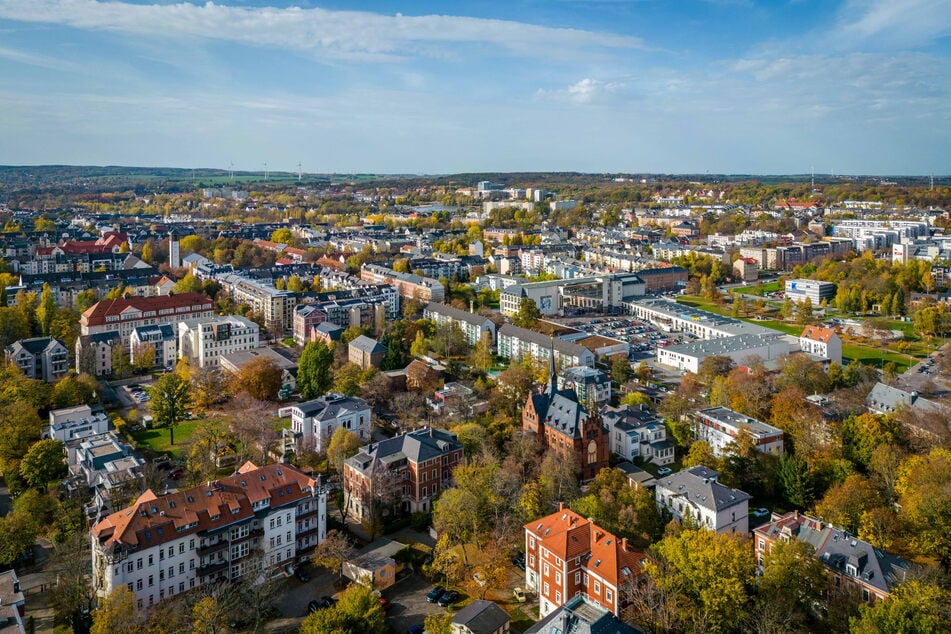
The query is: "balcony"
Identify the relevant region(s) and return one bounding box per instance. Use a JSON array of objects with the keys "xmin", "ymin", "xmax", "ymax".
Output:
[
  {"xmin": 197, "ymin": 561, "xmax": 229, "ymax": 577},
  {"xmin": 232, "ymin": 528, "xmax": 264, "ymax": 545},
  {"xmin": 295, "ymin": 508, "xmax": 320, "ymax": 521},
  {"xmin": 197, "ymin": 541, "xmax": 228, "ymax": 557}
]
